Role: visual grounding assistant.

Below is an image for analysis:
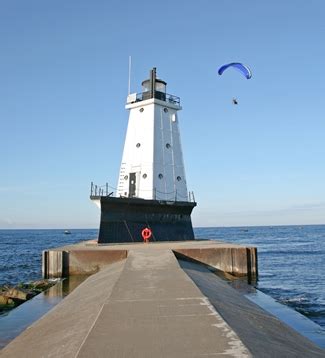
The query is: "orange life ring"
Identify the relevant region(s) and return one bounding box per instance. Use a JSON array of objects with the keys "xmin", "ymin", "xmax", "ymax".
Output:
[{"xmin": 141, "ymin": 227, "xmax": 152, "ymax": 242}]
